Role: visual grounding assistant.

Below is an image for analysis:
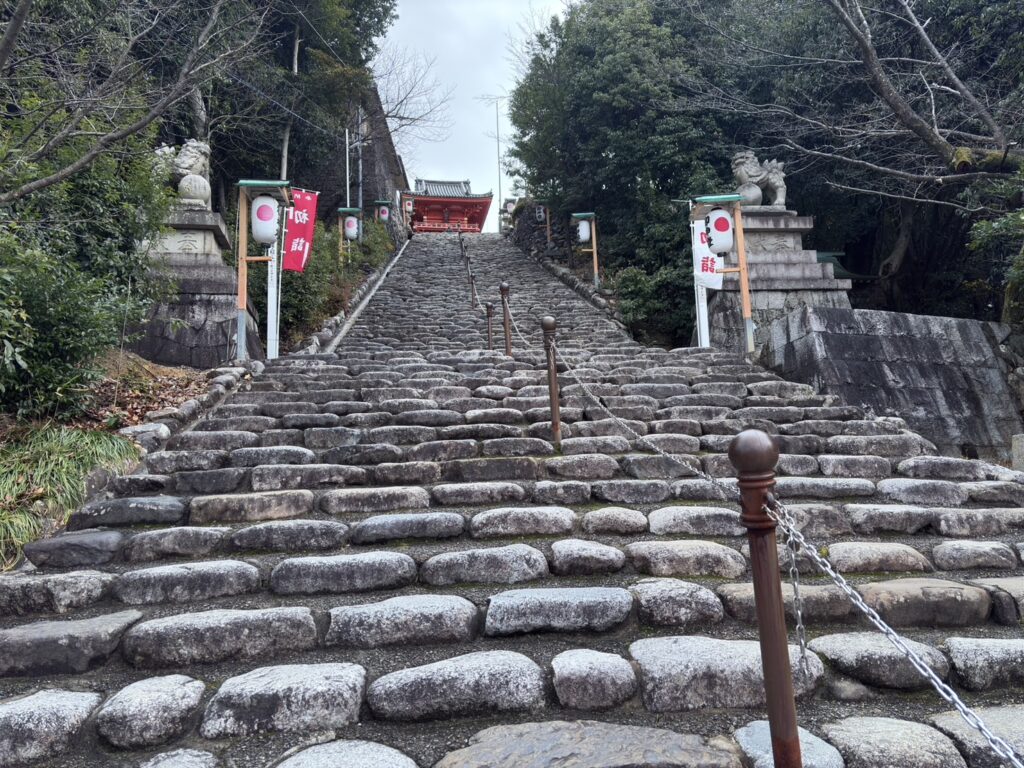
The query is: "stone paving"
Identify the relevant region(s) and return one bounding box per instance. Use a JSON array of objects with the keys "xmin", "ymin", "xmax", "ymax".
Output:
[{"xmin": 1, "ymin": 233, "xmax": 1023, "ymax": 767}]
